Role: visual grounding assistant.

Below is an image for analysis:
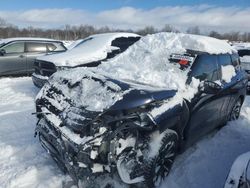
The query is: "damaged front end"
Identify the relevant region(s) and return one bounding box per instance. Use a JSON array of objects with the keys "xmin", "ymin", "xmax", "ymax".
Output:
[{"xmin": 35, "ymin": 103, "xmax": 160, "ymax": 185}]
